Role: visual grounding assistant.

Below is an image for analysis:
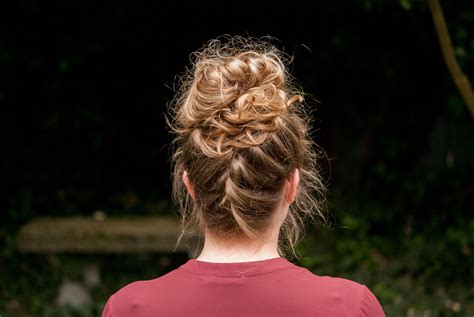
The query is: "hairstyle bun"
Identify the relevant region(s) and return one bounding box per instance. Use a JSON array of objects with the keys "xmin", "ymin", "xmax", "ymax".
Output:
[{"xmin": 186, "ymin": 45, "xmax": 303, "ymax": 149}]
